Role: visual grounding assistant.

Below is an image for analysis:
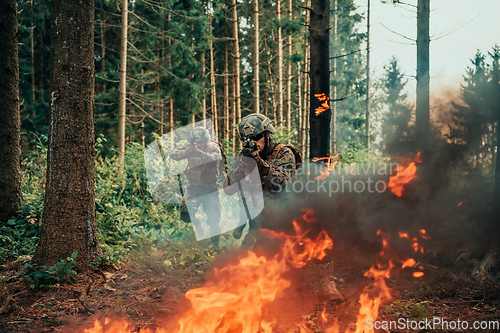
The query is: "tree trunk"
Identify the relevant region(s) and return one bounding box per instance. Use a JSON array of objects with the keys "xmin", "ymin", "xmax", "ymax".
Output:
[
  {"xmin": 330, "ymin": 0, "xmax": 337, "ymax": 154},
  {"xmin": 100, "ymin": 13, "xmax": 106, "ymax": 93},
  {"xmin": 32, "ymin": 0, "xmax": 102, "ymax": 266},
  {"xmin": 118, "ymin": 0, "xmax": 128, "ymax": 164},
  {"xmin": 202, "ymin": 52, "xmax": 206, "ymax": 122},
  {"xmin": 302, "ymin": 0, "xmax": 310, "ymax": 159},
  {"xmin": 309, "ymin": 0, "xmax": 330, "ymax": 159},
  {"xmin": 224, "ymin": 42, "xmax": 230, "ymax": 142},
  {"xmin": 298, "ymin": 62, "xmax": 302, "ymax": 149},
  {"xmin": 277, "ymin": 0, "xmax": 283, "ymax": 132},
  {"xmin": 365, "ymin": 0, "xmax": 371, "ymax": 149},
  {"xmin": 253, "ymin": 0, "xmax": 260, "ymax": 114},
  {"xmin": 209, "ymin": 12, "xmax": 218, "ymax": 140},
  {"xmin": 286, "ymin": 0, "xmax": 292, "ymax": 133},
  {"xmin": 31, "ymin": 0, "xmax": 35, "ymax": 103},
  {"xmin": 0, "ymin": 0, "xmax": 22, "ymax": 223},
  {"xmin": 416, "ymin": 0, "xmax": 430, "ymax": 150},
  {"xmin": 232, "ymin": 0, "xmax": 241, "ymax": 147}
]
